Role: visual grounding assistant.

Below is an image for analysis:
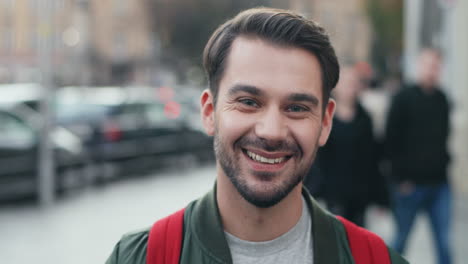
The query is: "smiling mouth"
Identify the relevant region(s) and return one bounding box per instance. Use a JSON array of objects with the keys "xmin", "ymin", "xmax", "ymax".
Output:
[{"xmin": 243, "ymin": 149, "xmax": 292, "ymax": 164}]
